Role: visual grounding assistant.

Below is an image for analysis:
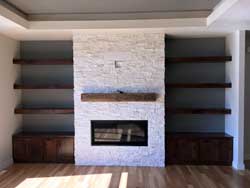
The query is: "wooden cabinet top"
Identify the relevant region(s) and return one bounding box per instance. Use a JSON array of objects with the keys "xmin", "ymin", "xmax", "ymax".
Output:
[{"xmin": 13, "ymin": 132, "xmax": 74, "ymax": 138}]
